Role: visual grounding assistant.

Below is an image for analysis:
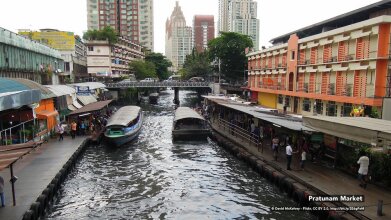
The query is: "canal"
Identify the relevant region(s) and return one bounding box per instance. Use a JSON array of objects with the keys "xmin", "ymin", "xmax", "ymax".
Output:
[{"xmin": 45, "ymin": 90, "xmax": 314, "ymax": 219}]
